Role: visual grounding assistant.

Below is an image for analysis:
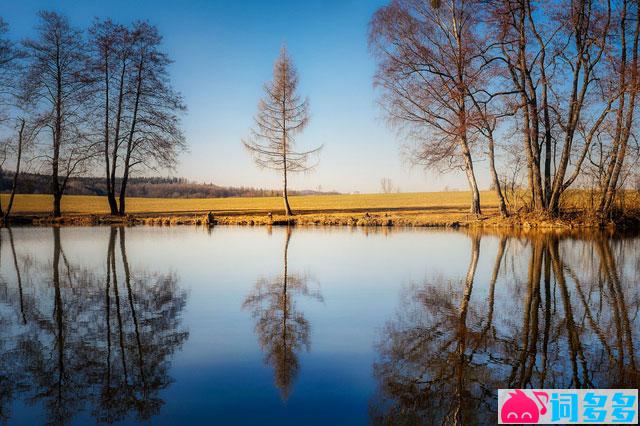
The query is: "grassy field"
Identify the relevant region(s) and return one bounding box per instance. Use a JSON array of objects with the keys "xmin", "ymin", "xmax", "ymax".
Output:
[
  {"xmin": 0, "ymin": 191, "xmax": 501, "ymax": 215},
  {"xmin": 2, "ymin": 191, "xmax": 638, "ymax": 228}
]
